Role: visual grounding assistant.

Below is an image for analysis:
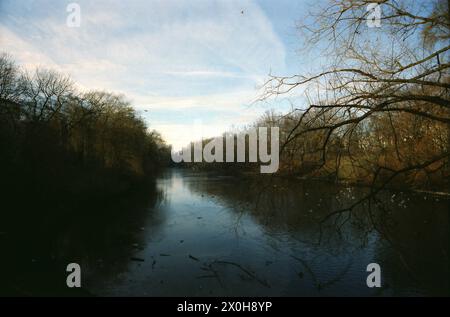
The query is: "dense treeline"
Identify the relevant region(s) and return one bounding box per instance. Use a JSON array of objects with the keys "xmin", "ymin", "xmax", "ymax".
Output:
[
  {"xmin": 181, "ymin": 0, "xmax": 449, "ymax": 192},
  {"xmin": 0, "ymin": 53, "xmax": 170, "ymax": 211},
  {"xmin": 260, "ymin": 0, "xmax": 450, "ymax": 191},
  {"xmin": 263, "ymin": 109, "xmax": 448, "ymax": 190},
  {"xmin": 180, "ymin": 106, "xmax": 449, "ymax": 190},
  {"xmin": 0, "ymin": 53, "xmax": 171, "ymax": 295}
]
